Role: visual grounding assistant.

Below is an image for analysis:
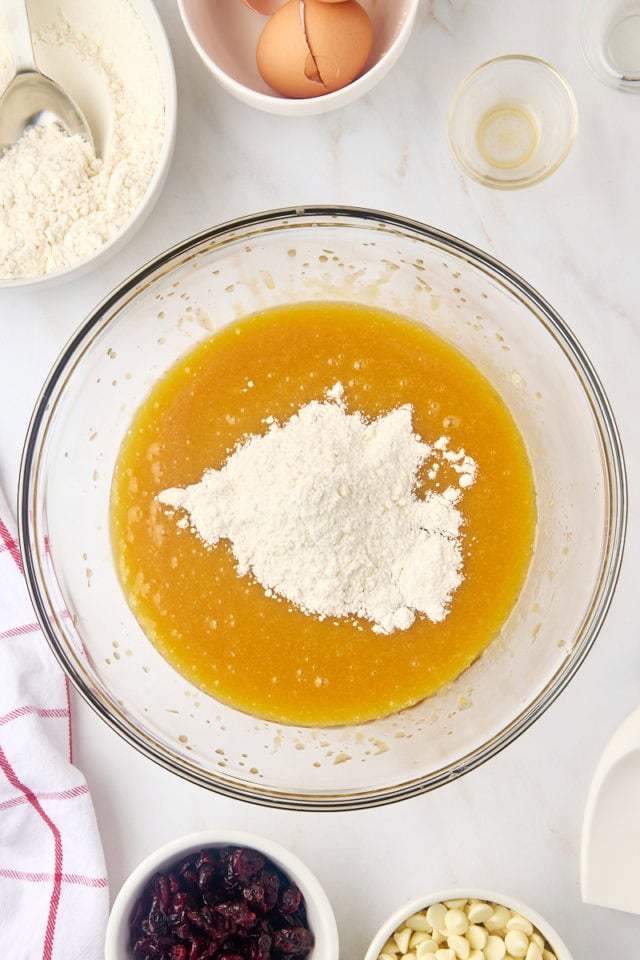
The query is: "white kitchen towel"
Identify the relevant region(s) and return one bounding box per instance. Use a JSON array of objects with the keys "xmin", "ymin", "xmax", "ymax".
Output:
[{"xmin": 0, "ymin": 486, "xmax": 109, "ymax": 960}]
